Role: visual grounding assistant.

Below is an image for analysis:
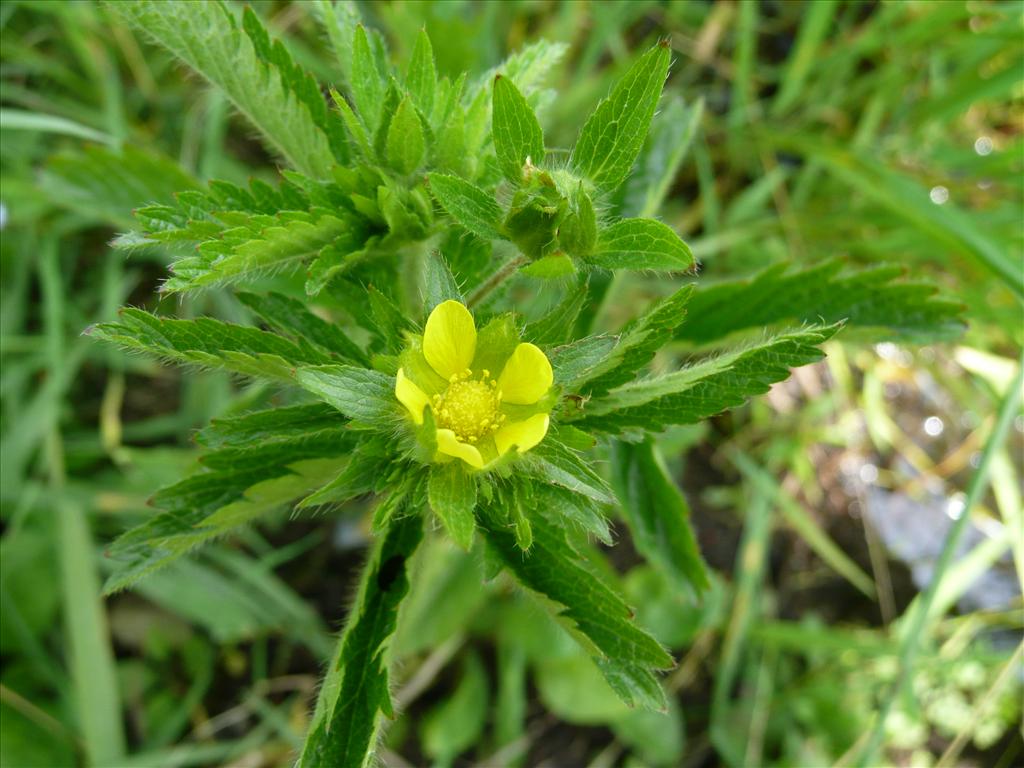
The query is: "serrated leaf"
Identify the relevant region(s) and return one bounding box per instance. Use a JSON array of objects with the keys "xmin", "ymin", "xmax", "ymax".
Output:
[
  {"xmin": 572, "ymin": 324, "xmax": 841, "ymax": 434},
  {"xmin": 619, "ymin": 95, "xmax": 703, "ymax": 218},
  {"xmin": 479, "ymin": 503, "xmax": 671, "ymax": 710},
  {"xmin": 572, "ymin": 45, "xmax": 671, "ymax": 192},
  {"xmin": 427, "ymin": 173, "xmax": 505, "ymax": 241},
  {"xmin": 294, "ymin": 365, "xmax": 397, "ymax": 427},
  {"xmin": 298, "ymin": 443, "xmax": 392, "ymax": 509},
  {"xmin": 611, "ymin": 439, "xmax": 709, "ymax": 596},
  {"xmin": 589, "ymin": 218, "xmax": 694, "ymax": 272},
  {"xmin": 525, "ymin": 279, "xmax": 590, "ymax": 346},
  {"xmin": 103, "ymin": 458, "xmax": 341, "ymax": 594},
  {"xmin": 386, "ymin": 96, "xmax": 426, "ymax": 175},
  {"xmin": 677, "ymin": 260, "xmax": 966, "ymax": 345},
  {"xmin": 521, "ymin": 440, "xmax": 616, "ymax": 506},
  {"xmin": 493, "ymin": 74, "xmax": 544, "ymax": 184},
  {"xmin": 424, "ymin": 250, "xmax": 463, "ymax": 311},
  {"xmin": 112, "ymin": 0, "xmax": 335, "ymax": 177},
  {"xmin": 350, "ymin": 24, "xmax": 385, "ymax": 132},
  {"xmin": 547, "ymin": 335, "xmax": 619, "ymax": 390},
  {"xmin": 198, "ymin": 403, "xmax": 341, "ymax": 448},
  {"xmin": 89, "ymin": 309, "xmax": 331, "ymax": 381},
  {"xmin": 237, "ymin": 291, "xmax": 368, "ymax": 364},
  {"xmin": 298, "ymin": 514, "xmax": 423, "ymax": 768},
  {"xmin": 163, "ymin": 210, "xmax": 366, "ymax": 294},
  {"xmin": 242, "ymin": 6, "xmax": 348, "ymax": 165},
  {"xmin": 428, "ymin": 463, "xmax": 477, "ymax": 551},
  {"xmin": 406, "ymin": 29, "xmax": 437, "ymax": 117},
  {"xmin": 577, "ymin": 284, "xmax": 694, "ymax": 395}
]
